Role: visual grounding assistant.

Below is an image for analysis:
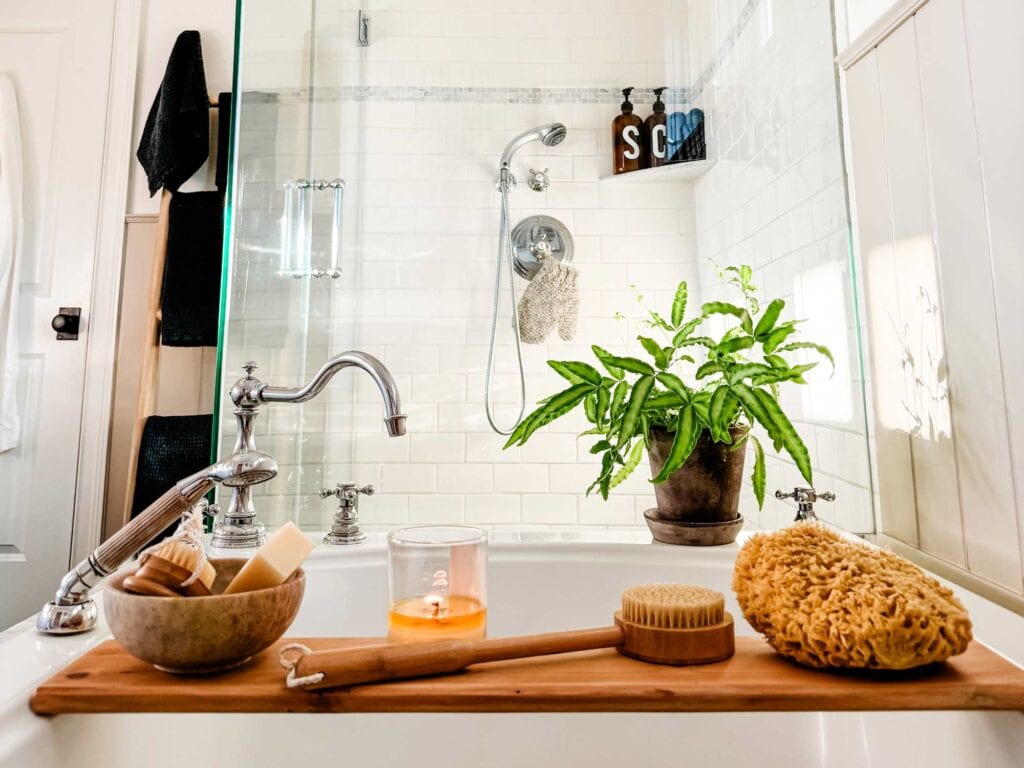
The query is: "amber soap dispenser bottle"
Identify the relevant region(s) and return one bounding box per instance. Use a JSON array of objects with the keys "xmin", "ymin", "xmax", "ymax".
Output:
[
  {"xmin": 612, "ymin": 87, "xmax": 645, "ymax": 174},
  {"xmin": 646, "ymin": 87, "xmax": 668, "ymax": 167}
]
